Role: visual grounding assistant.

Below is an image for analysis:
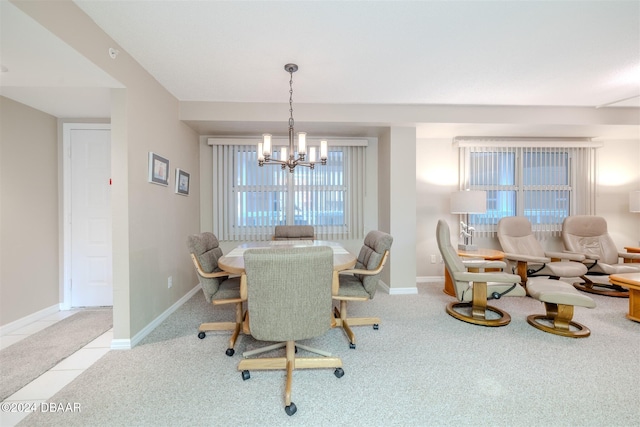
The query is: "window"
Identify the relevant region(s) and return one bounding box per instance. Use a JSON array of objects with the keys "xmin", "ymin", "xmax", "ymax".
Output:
[
  {"xmin": 210, "ymin": 138, "xmax": 367, "ymax": 241},
  {"xmin": 456, "ymin": 138, "xmax": 600, "ymax": 237}
]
